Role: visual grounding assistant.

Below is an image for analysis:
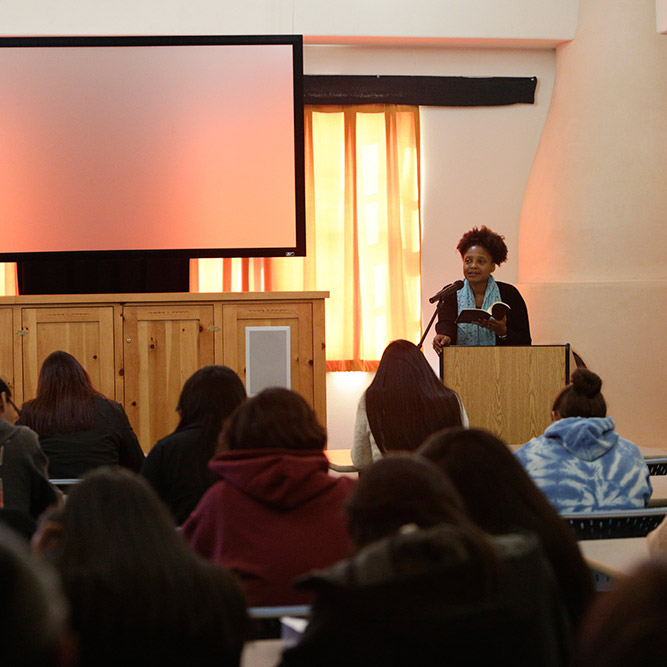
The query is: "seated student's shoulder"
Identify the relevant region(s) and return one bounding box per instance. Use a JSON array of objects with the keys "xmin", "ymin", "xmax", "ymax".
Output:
[{"xmin": 95, "ymin": 397, "xmax": 137, "ymax": 435}]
